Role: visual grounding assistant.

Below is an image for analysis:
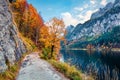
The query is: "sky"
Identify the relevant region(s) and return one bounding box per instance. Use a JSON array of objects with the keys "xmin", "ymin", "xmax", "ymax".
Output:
[{"xmin": 27, "ymin": 0, "xmax": 115, "ymax": 26}]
